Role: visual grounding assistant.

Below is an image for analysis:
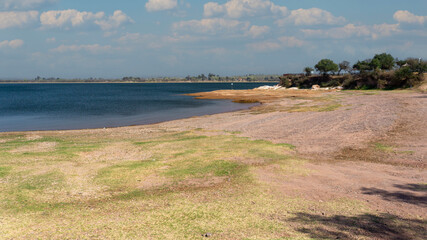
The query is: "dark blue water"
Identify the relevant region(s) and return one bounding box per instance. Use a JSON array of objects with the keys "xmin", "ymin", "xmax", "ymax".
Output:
[{"xmin": 0, "ymin": 83, "xmax": 276, "ymax": 132}]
